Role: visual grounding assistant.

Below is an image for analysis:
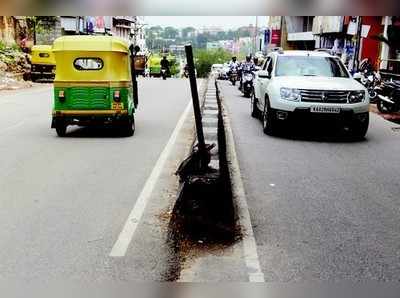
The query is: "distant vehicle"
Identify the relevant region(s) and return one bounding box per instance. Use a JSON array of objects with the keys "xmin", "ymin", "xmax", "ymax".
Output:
[
  {"xmin": 148, "ymin": 55, "xmax": 162, "ymax": 77},
  {"xmin": 134, "ymin": 53, "xmax": 147, "ymax": 76},
  {"xmin": 30, "ymin": 45, "xmax": 56, "ymax": 82},
  {"xmin": 252, "ymin": 50, "xmax": 369, "ymax": 138},
  {"xmin": 211, "ymin": 64, "xmax": 223, "ymax": 78},
  {"xmin": 220, "ymin": 63, "xmax": 230, "ymax": 80},
  {"xmin": 229, "ymin": 68, "xmax": 238, "ymax": 86},
  {"xmin": 148, "ymin": 54, "xmax": 176, "ymax": 78},
  {"xmin": 51, "ymin": 36, "xmax": 139, "ymax": 137}
]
